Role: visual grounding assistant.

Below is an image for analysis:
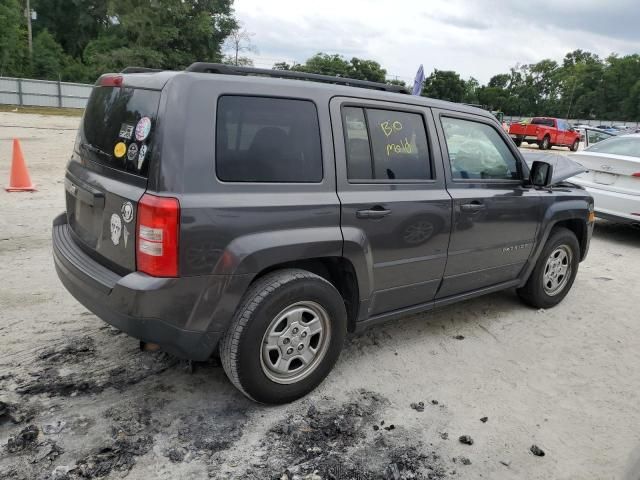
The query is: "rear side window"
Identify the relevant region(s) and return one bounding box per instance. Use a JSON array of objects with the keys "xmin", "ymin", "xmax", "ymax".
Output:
[
  {"xmin": 216, "ymin": 96, "xmax": 323, "ymax": 182},
  {"xmin": 441, "ymin": 117, "xmax": 520, "ymax": 180},
  {"xmin": 82, "ymin": 86, "xmax": 160, "ymax": 177},
  {"xmin": 343, "ymin": 107, "xmax": 432, "ymax": 181}
]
